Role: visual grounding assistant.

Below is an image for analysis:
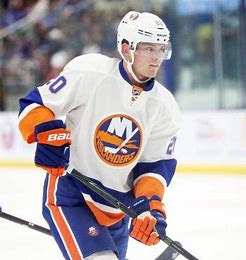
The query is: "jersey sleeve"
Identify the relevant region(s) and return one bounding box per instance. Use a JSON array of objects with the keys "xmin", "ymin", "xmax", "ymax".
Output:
[
  {"xmin": 36, "ymin": 69, "xmax": 83, "ymax": 116},
  {"xmin": 18, "ymin": 67, "xmax": 83, "ymax": 143},
  {"xmin": 133, "ymin": 93, "xmax": 182, "ymax": 199}
]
